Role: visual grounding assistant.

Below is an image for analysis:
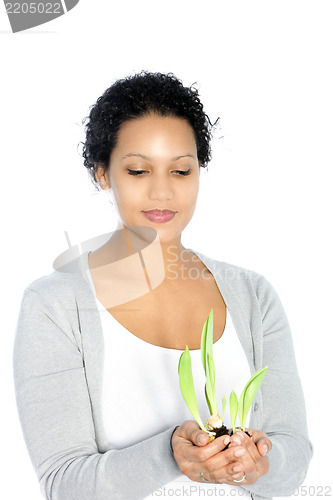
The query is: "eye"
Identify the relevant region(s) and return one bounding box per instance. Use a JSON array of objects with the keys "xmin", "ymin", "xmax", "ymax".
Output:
[
  {"xmin": 126, "ymin": 168, "xmax": 191, "ymax": 176},
  {"xmin": 174, "ymin": 169, "xmax": 191, "ymax": 176},
  {"xmin": 127, "ymin": 169, "xmax": 147, "ymax": 176}
]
